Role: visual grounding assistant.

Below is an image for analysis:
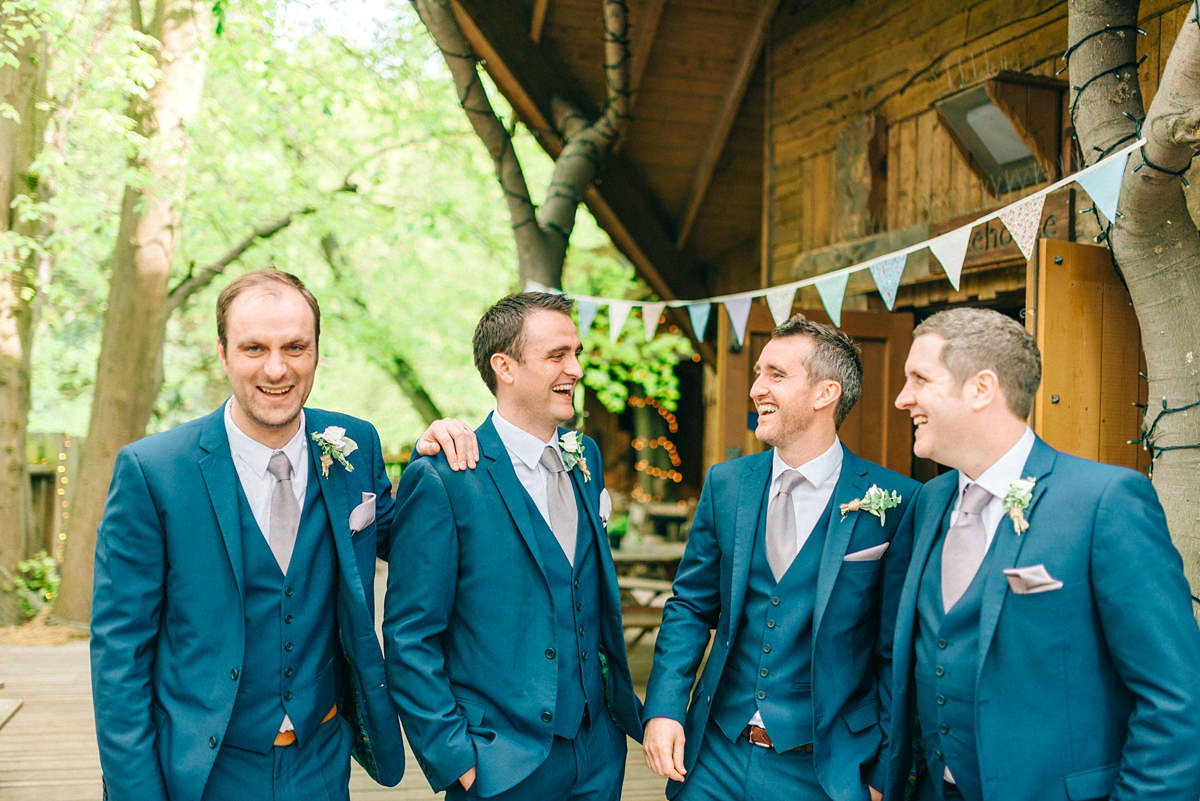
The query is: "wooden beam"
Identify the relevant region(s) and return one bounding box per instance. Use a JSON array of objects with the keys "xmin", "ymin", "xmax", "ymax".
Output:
[
  {"xmin": 530, "ymin": 0, "xmax": 549, "ymax": 43},
  {"xmin": 615, "ymin": 0, "xmax": 666, "ymax": 153},
  {"xmin": 674, "ymin": 0, "xmax": 779, "ymax": 251}
]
